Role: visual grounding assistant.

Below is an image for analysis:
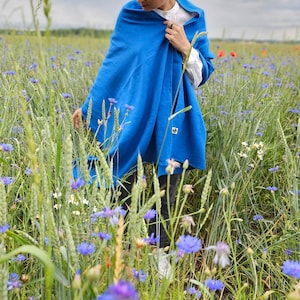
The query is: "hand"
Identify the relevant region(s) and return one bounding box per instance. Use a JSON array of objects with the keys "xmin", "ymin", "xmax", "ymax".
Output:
[
  {"xmin": 163, "ymin": 20, "xmax": 191, "ymax": 61},
  {"xmin": 72, "ymin": 108, "xmax": 83, "ymax": 129}
]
